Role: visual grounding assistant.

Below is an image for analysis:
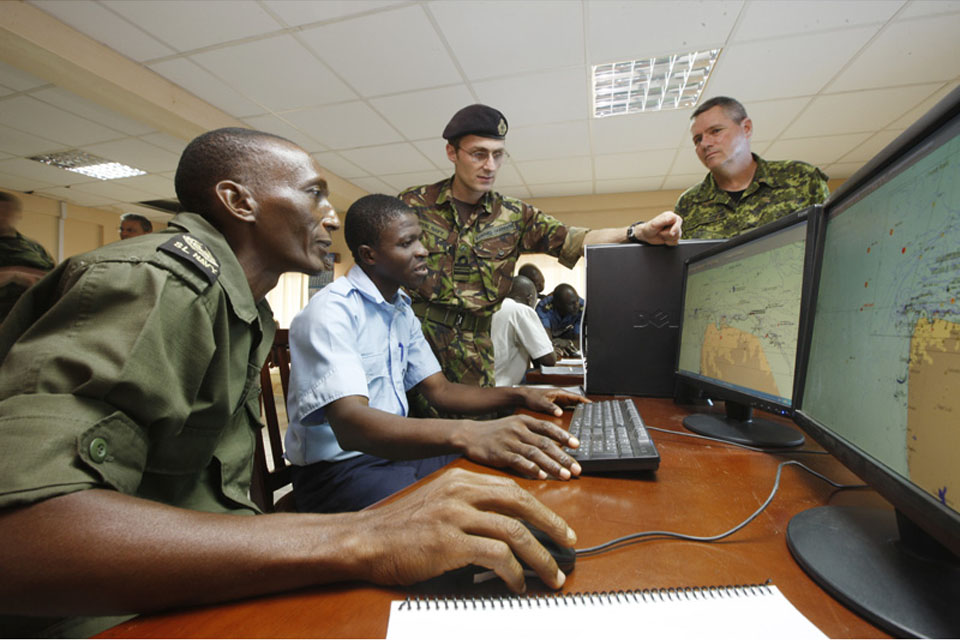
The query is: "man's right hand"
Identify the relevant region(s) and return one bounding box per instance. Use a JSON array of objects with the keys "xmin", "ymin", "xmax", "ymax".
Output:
[
  {"xmin": 353, "ymin": 468, "xmax": 576, "ymax": 594},
  {"xmin": 455, "ymin": 414, "xmax": 580, "ymax": 480}
]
